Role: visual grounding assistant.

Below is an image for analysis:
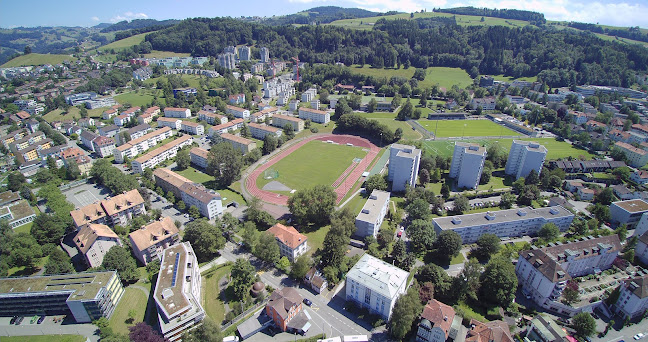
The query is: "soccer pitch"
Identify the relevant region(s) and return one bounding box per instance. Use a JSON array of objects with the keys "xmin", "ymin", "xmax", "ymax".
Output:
[
  {"xmin": 255, "ymin": 140, "xmax": 367, "ymax": 191},
  {"xmin": 417, "ymin": 119, "xmax": 520, "ymax": 138},
  {"xmin": 422, "ymin": 138, "xmax": 594, "ymax": 160}
]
